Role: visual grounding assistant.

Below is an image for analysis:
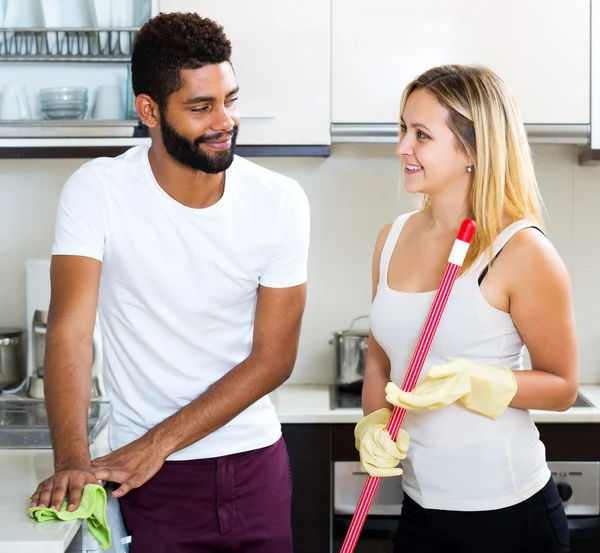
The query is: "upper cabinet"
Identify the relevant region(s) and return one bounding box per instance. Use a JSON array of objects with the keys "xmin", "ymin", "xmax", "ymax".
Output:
[
  {"xmin": 332, "ymin": 0, "xmax": 590, "ymax": 125},
  {"xmin": 158, "ymin": 0, "xmax": 331, "ymax": 146}
]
